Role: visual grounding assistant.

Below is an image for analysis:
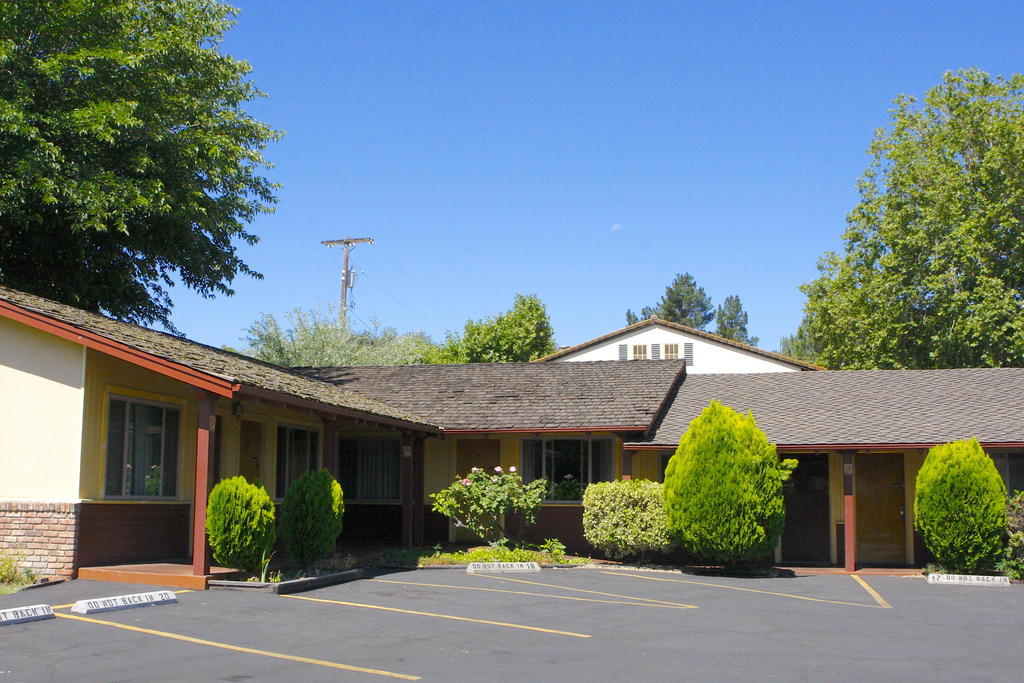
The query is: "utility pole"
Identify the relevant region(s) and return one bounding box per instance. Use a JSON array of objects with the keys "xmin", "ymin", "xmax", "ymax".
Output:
[{"xmin": 322, "ymin": 237, "xmax": 373, "ymax": 317}]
